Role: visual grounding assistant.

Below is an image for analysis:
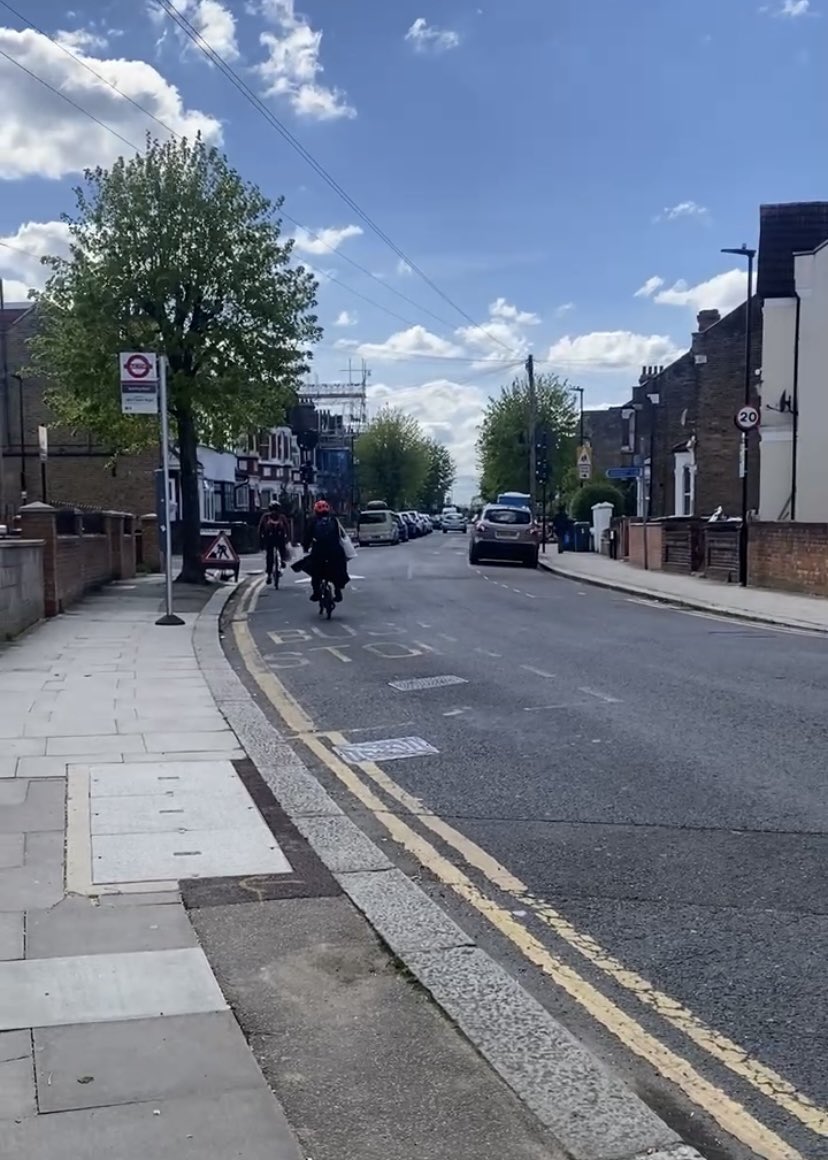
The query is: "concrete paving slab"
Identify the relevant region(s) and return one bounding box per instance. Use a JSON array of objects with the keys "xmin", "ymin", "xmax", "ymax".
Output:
[
  {"xmin": 405, "ymin": 945, "xmax": 678, "ymax": 1160},
  {"xmin": 0, "ymin": 1028, "xmax": 30, "ymax": 1061},
  {"xmin": 0, "ymin": 758, "xmax": 16, "ymax": 779},
  {"xmin": 27, "ymin": 899, "xmax": 197, "ymax": 959},
  {"xmin": 293, "ymin": 815, "xmax": 393, "ymax": 873},
  {"xmin": 24, "ymin": 719, "xmax": 119, "ymax": 738},
  {"xmin": 116, "ymin": 715, "xmax": 228, "ymax": 734},
  {"xmin": 0, "ymin": 834, "xmax": 24, "ymax": 868},
  {"xmin": 4, "ymin": 1087, "xmax": 304, "ymax": 1160},
  {"xmin": 191, "ymin": 896, "xmax": 565, "ymax": 1160},
  {"xmin": 2, "ymin": 737, "xmax": 46, "ymax": 757},
  {"xmin": 46, "ymin": 734, "xmax": 145, "ymax": 757},
  {"xmin": 0, "ymin": 912, "xmax": 23, "ymax": 959},
  {"xmin": 0, "ymin": 1054, "xmax": 36, "ymax": 1120},
  {"xmin": 92, "ymin": 826, "xmax": 291, "ymax": 884},
  {"xmin": 0, "ymin": 831, "xmax": 64, "ymax": 911},
  {"xmin": 142, "ymin": 731, "xmax": 239, "ymax": 753},
  {"xmin": 0, "ymin": 780, "xmax": 66, "ymax": 833},
  {"xmin": 0, "ymin": 948, "xmax": 226, "ymax": 1031},
  {"xmin": 33, "ymin": 1012, "xmax": 265, "ymax": 1113},
  {"xmin": 90, "ymin": 789, "xmax": 257, "ymax": 836},
  {"xmin": 89, "ymin": 759, "xmax": 240, "ymax": 797},
  {"xmin": 339, "ymin": 867, "xmax": 474, "ymax": 952},
  {"xmin": 17, "ymin": 755, "xmax": 120, "ymax": 779},
  {"xmin": 122, "ymin": 748, "xmax": 246, "ymax": 763}
]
